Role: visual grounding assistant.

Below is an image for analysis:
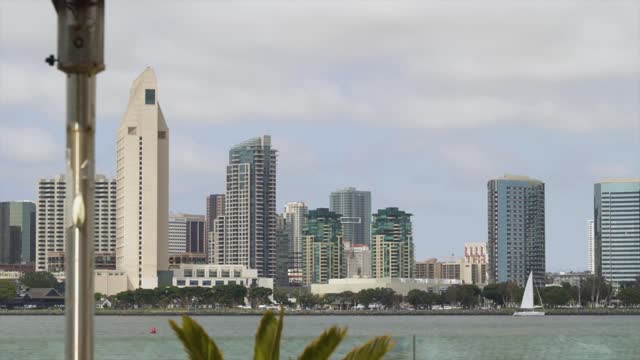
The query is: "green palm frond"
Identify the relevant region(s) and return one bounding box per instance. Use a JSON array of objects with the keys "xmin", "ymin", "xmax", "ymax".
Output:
[
  {"xmin": 297, "ymin": 326, "xmax": 348, "ymax": 360},
  {"xmin": 341, "ymin": 336, "xmax": 396, "ymax": 360},
  {"xmin": 169, "ymin": 315, "xmax": 224, "ymax": 360},
  {"xmin": 254, "ymin": 307, "xmax": 285, "ymax": 360}
]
